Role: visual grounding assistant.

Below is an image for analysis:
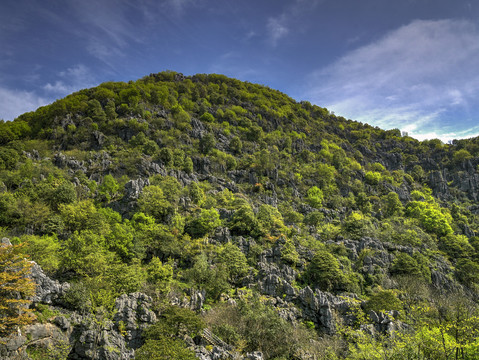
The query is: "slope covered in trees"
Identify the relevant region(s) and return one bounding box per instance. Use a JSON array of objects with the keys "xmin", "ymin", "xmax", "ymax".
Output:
[{"xmin": 2, "ymin": 71, "xmax": 479, "ymax": 358}]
